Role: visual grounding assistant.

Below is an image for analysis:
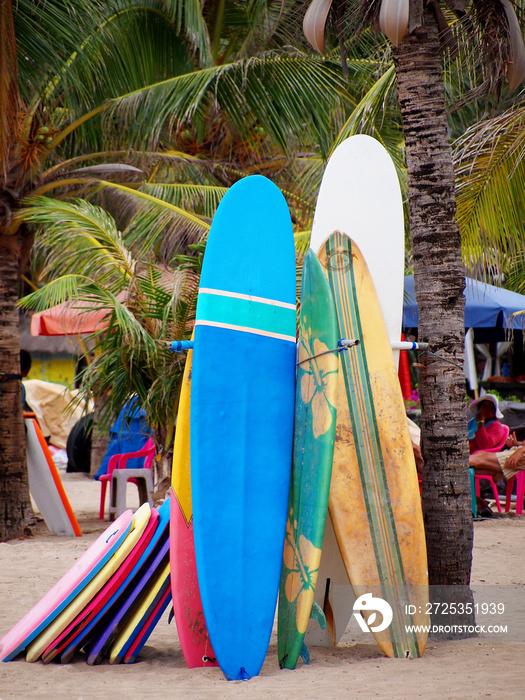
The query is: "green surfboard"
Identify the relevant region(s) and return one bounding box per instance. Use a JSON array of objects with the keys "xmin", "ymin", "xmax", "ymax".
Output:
[{"xmin": 277, "ymin": 249, "xmax": 338, "ymax": 670}]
